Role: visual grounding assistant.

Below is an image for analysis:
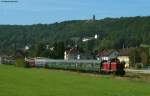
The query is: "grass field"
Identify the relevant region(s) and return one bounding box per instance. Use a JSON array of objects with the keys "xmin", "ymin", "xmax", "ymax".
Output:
[{"xmin": 0, "ymin": 65, "xmax": 150, "ymax": 96}]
